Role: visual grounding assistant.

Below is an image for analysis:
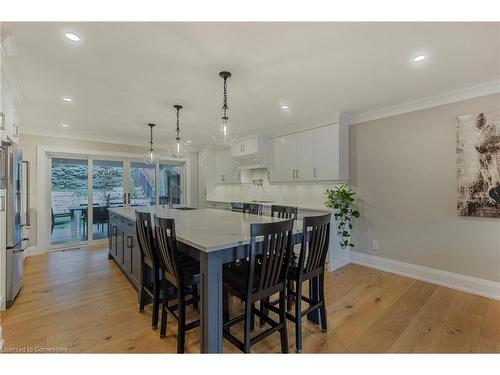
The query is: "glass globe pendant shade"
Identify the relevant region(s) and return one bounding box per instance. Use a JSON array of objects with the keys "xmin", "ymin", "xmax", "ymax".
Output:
[
  {"xmin": 170, "ymin": 139, "xmax": 186, "ymax": 158},
  {"xmin": 212, "ymin": 117, "xmax": 234, "ymax": 146},
  {"xmin": 144, "ymin": 123, "xmax": 157, "ymax": 164},
  {"xmin": 144, "ymin": 148, "xmax": 156, "ymax": 164}
]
